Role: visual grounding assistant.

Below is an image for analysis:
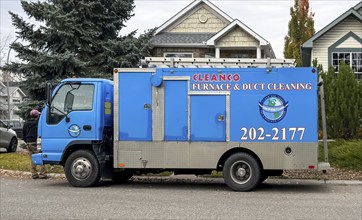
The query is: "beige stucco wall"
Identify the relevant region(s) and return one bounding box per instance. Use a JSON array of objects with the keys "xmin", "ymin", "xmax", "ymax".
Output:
[
  {"xmin": 215, "ymin": 27, "xmax": 259, "ymax": 47},
  {"xmin": 312, "ymin": 16, "xmax": 362, "ymax": 70},
  {"xmin": 168, "ymin": 6, "xmax": 229, "ymax": 33}
]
